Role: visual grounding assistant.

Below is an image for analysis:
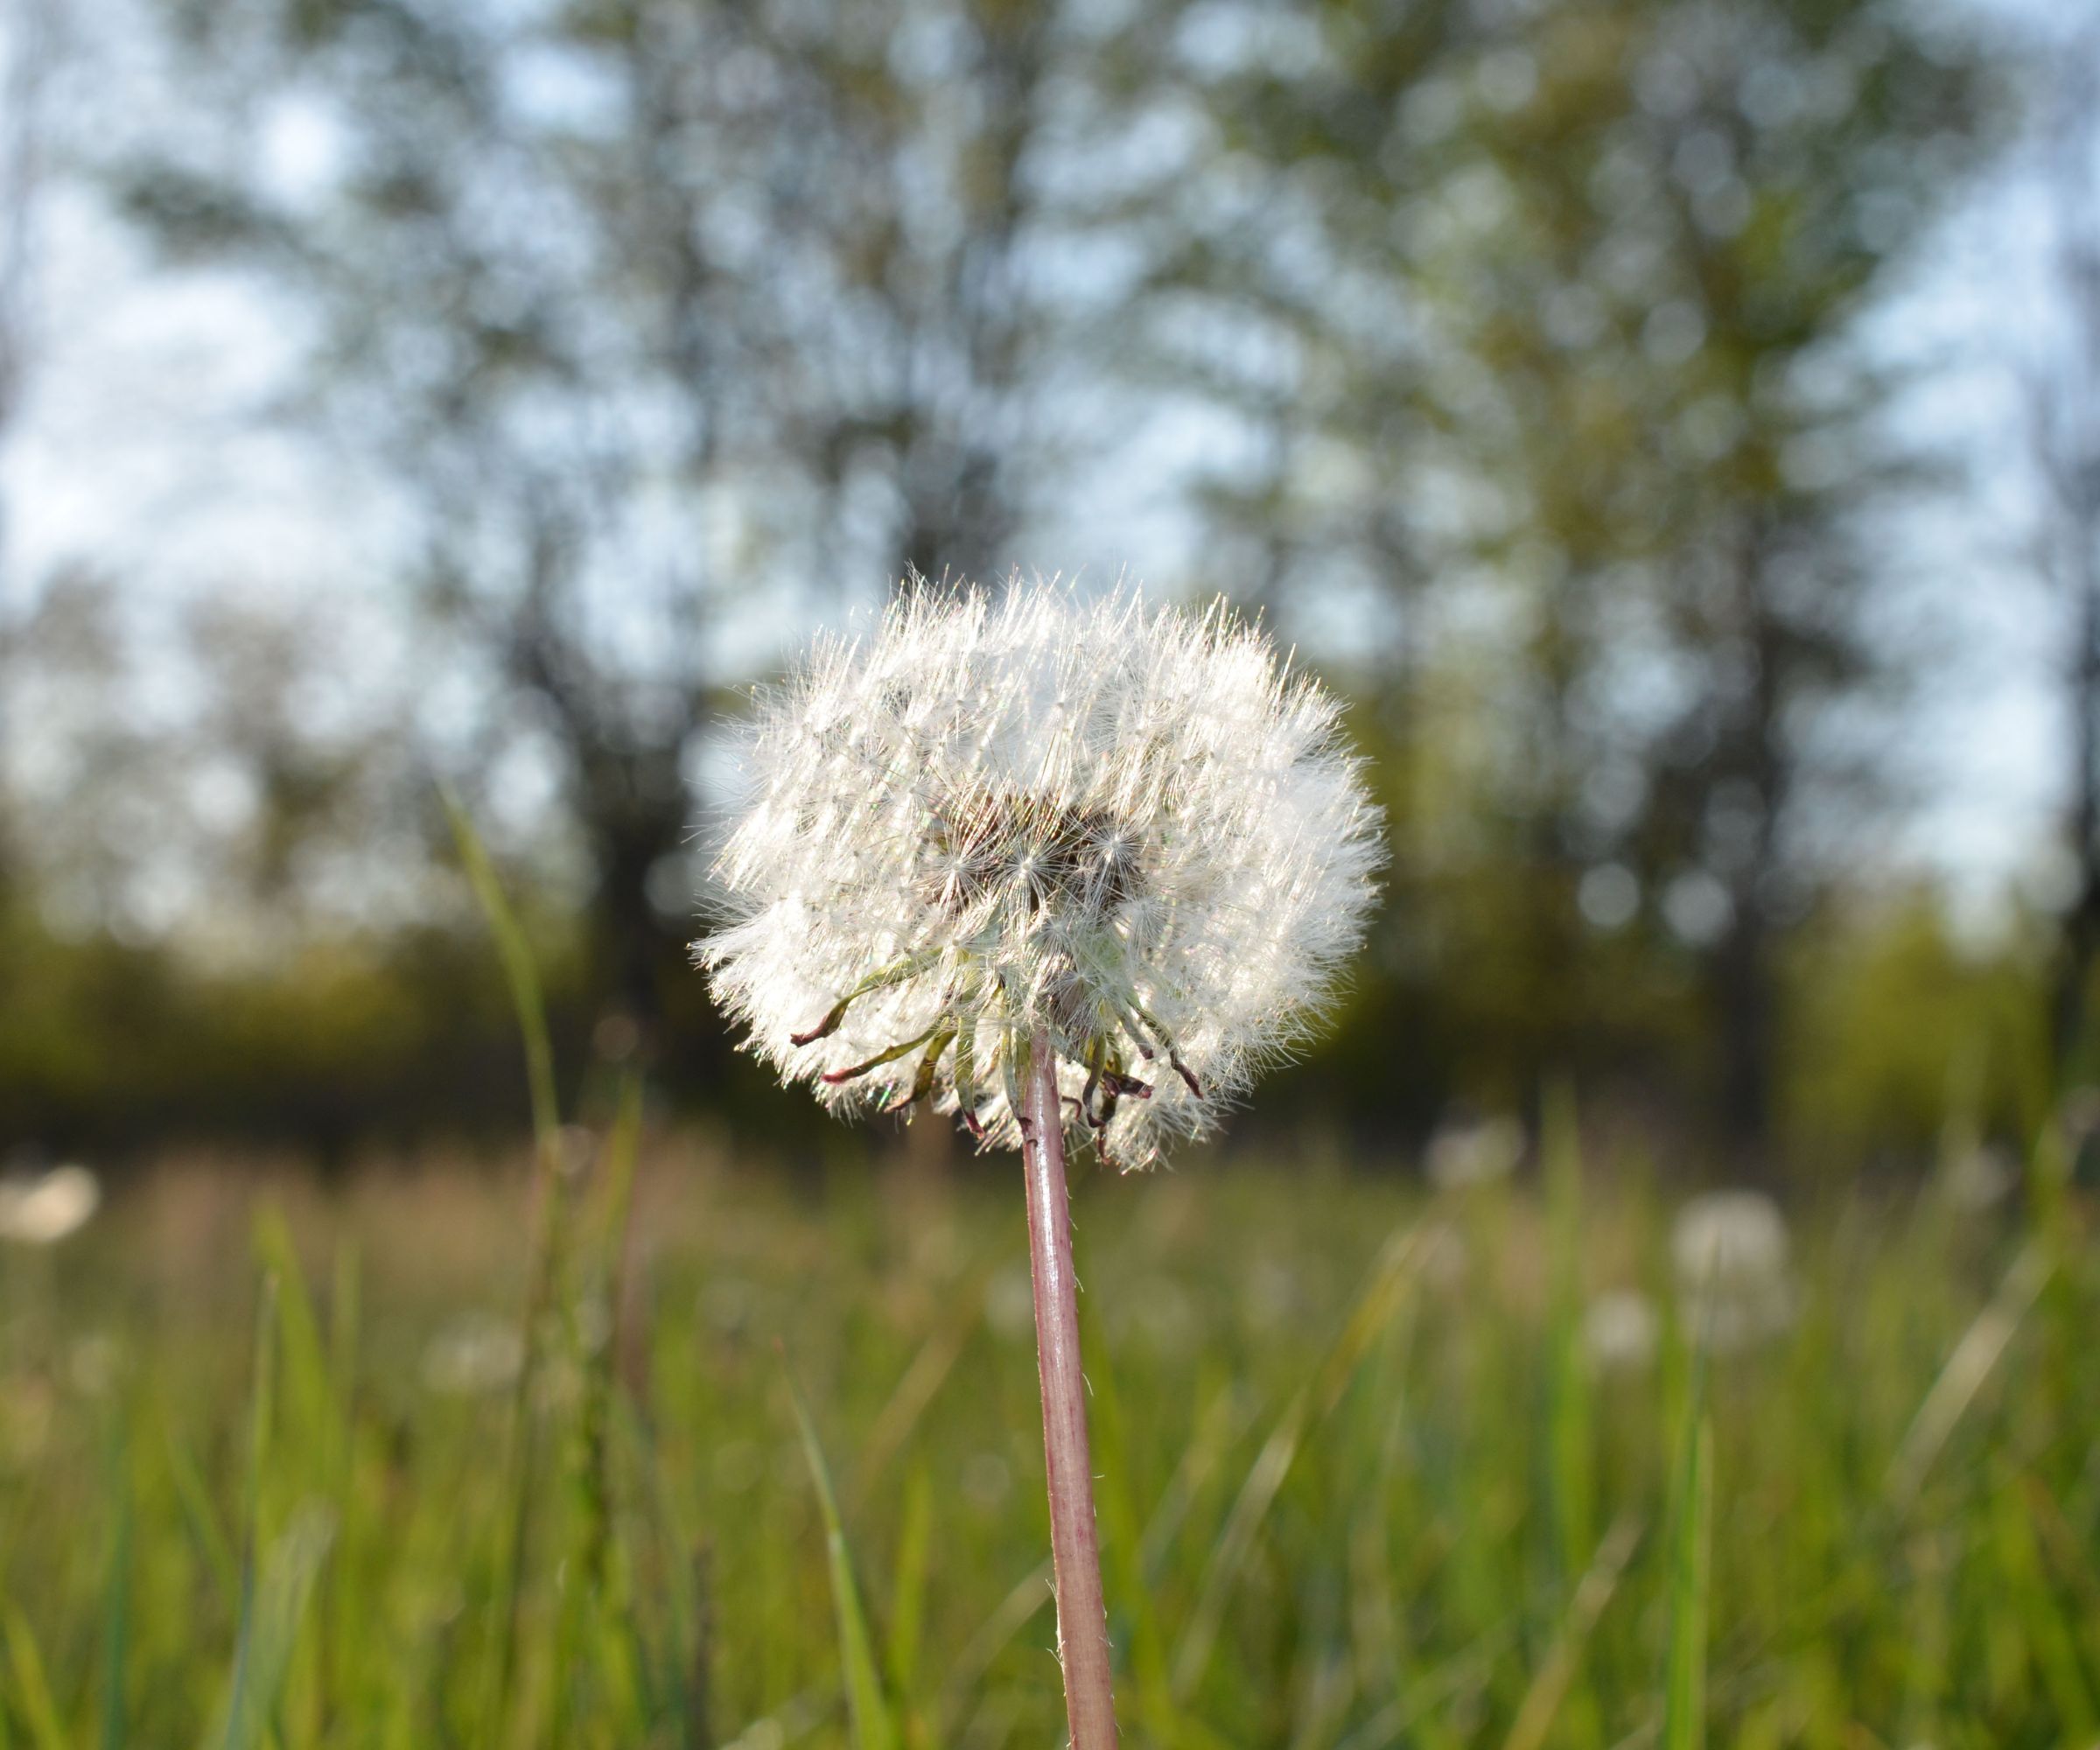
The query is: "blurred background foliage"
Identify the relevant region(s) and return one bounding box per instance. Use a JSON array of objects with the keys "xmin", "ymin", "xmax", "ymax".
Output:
[{"xmin": 0, "ymin": 0, "xmax": 2084, "ymax": 1172}]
